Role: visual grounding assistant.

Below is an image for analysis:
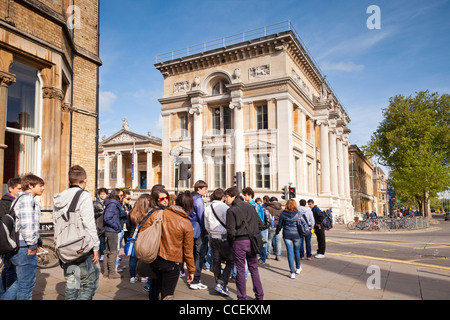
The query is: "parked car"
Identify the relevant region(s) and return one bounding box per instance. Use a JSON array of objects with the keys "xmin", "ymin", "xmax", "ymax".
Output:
[{"xmin": 445, "ymin": 212, "xmax": 449, "ymax": 221}]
